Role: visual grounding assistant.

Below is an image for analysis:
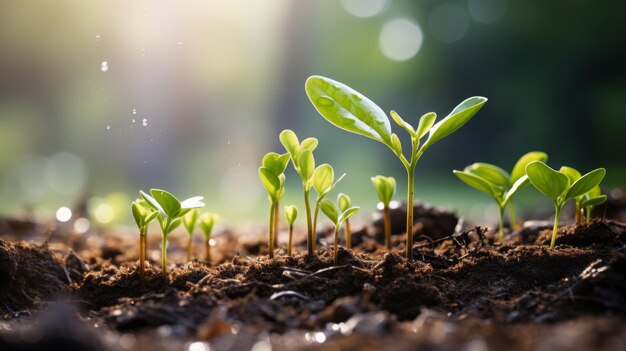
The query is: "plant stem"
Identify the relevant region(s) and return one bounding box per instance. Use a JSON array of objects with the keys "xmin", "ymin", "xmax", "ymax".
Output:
[
  {"xmin": 205, "ymin": 238, "xmax": 211, "ymax": 264},
  {"xmin": 304, "ymin": 189, "xmax": 314, "ymax": 254},
  {"xmin": 288, "ymin": 224, "xmax": 294, "ymax": 256},
  {"xmin": 187, "ymin": 235, "xmax": 193, "ymax": 262},
  {"xmin": 498, "ymin": 206, "xmax": 505, "ymax": 243},
  {"xmin": 312, "ymin": 203, "xmax": 319, "ymax": 248},
  {"xmin": 268, "ymin": 201, "xmax": 276, "ymax": 259},
  {"xmin": 139, "ymin": 228, "xmax": 146, "ymax": 286},
  {"xmin": 575, "ymin": 204, "xmax": 582, "ymax": 226},
  {"xmin": 383, "ymin": 205, "xmax": 391, "ymax": 250},
  {"xmin": 345, "ymin": 218, "xmax": 352, "ymax": 249},
  {"xmin": 274, "ymin": 200, "xmax": 280, "ymax": 249},
  {"xmin": 550, "ymin": 206, "xmax": 561, "ymax": 249},
  {"xmin": 161, "ymin": 235, "xmax": 168, "ymax": 283},
  {"xmin": 508, "ymin": 201, "xmax": 517, "ymax": 231},
  {"xmin": 333, "ymin": 227, "xmax": 339, "ymax": 265},
  {"xmin": 405, "ymin": 166, "xmax": 415, "ymax": 259},
  {"xmin": 586, "ymin": 207, "xmax": 591, "ymax": 224}
]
